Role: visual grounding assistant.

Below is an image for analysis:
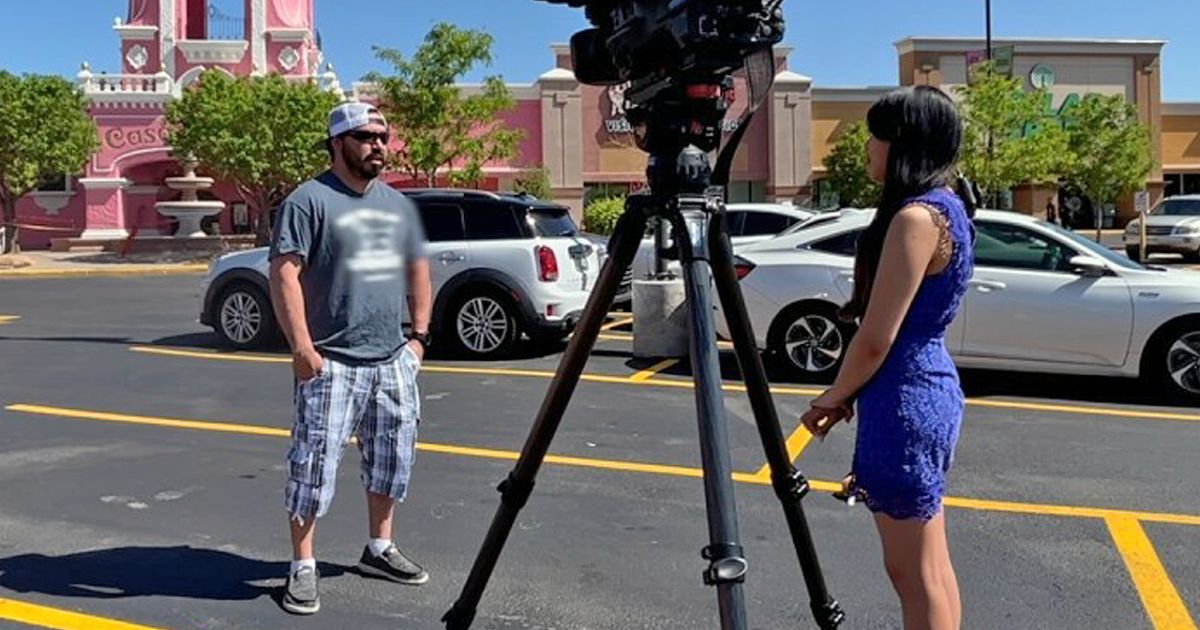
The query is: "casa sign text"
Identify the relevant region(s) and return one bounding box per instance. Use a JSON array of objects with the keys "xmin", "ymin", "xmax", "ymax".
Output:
[{"xmin": 103, "ymin": 126, "xmax": 166, "ymax": 150}]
